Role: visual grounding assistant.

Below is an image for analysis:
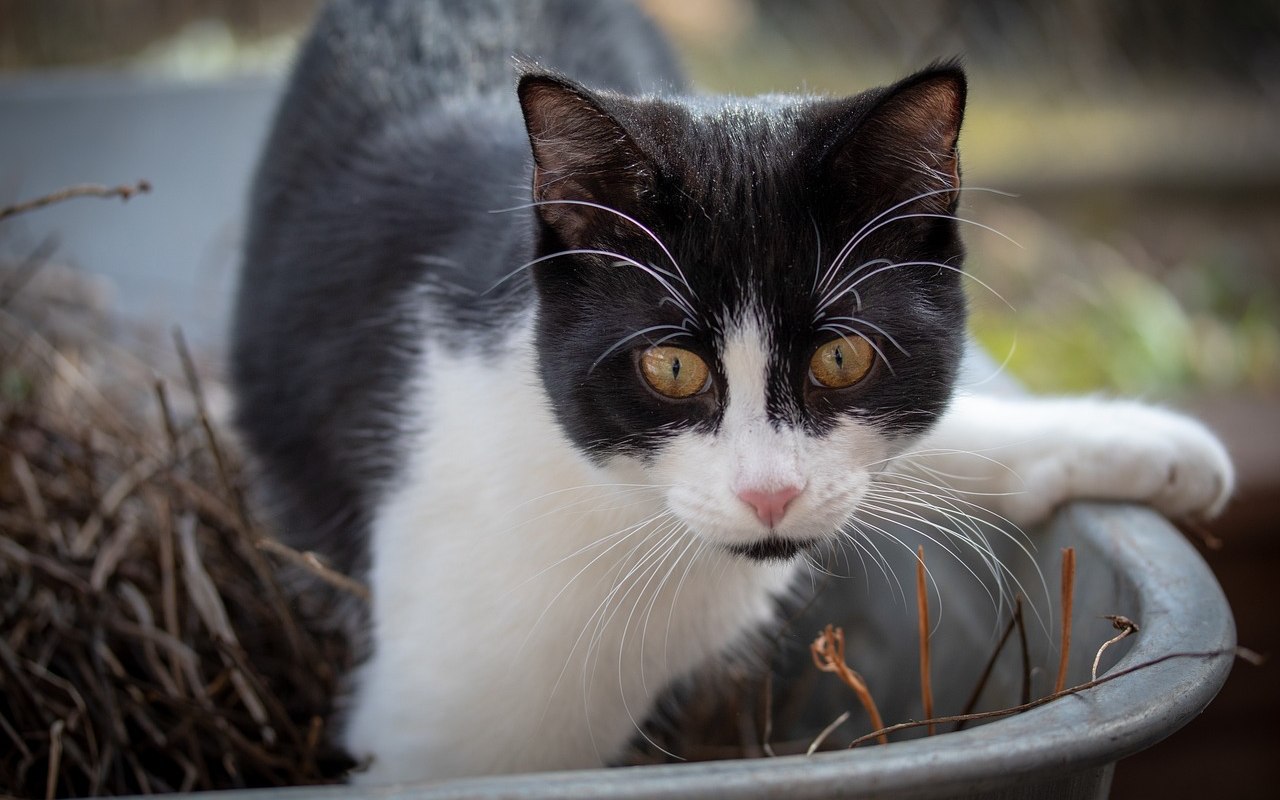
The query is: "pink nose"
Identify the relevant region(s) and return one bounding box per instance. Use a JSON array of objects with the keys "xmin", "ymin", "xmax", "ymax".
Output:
[{"xmin": 737, "ymin": 485, "xmax": 803, "ymax": 528}]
